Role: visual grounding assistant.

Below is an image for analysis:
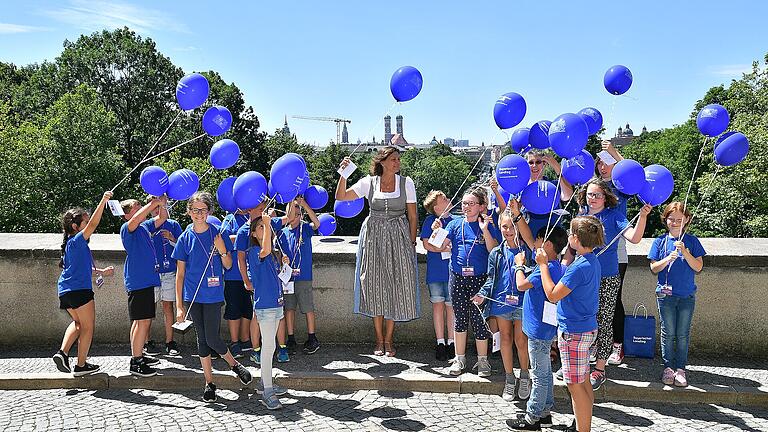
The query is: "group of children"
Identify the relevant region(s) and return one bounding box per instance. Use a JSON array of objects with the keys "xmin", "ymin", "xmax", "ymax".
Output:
[{"xmin": 54, "ymin": 190, "xmax": 323, "ymax": 410}]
